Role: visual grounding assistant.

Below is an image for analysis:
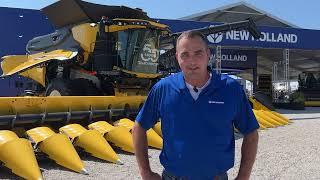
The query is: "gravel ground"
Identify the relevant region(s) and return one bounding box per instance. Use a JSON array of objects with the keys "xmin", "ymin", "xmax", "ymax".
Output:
[{"xmin": 1, "ymin": 108, "xmax": 320, "ymax": 180}]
